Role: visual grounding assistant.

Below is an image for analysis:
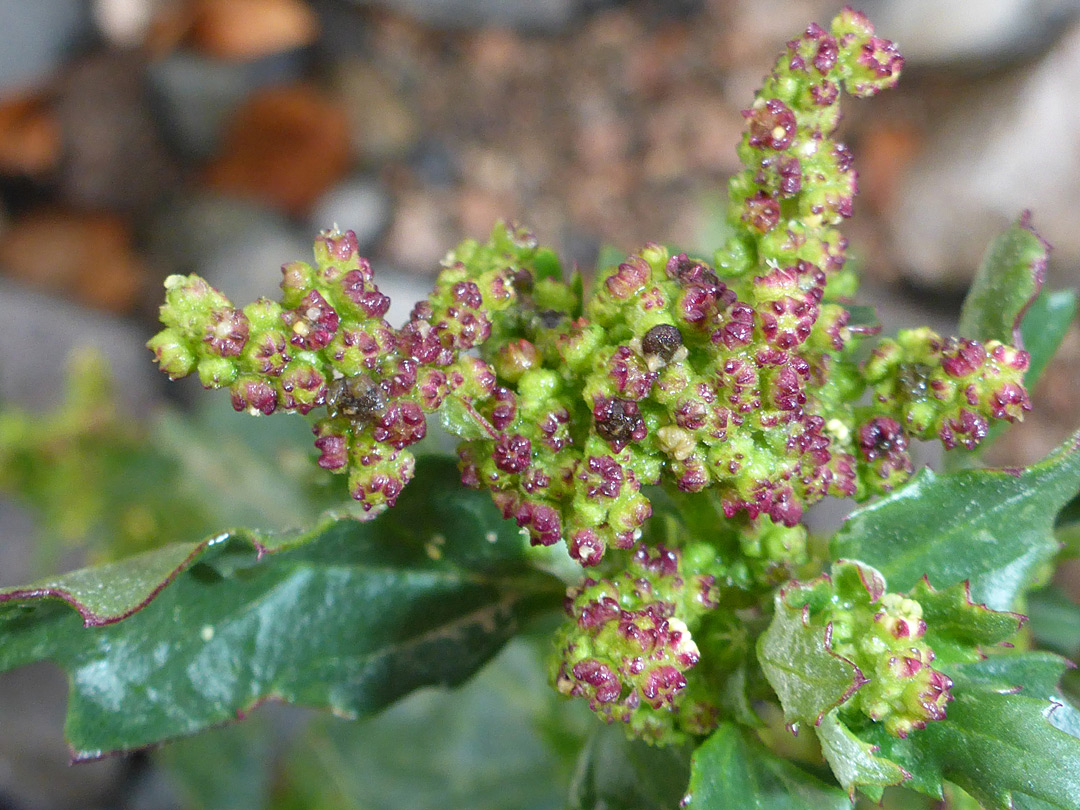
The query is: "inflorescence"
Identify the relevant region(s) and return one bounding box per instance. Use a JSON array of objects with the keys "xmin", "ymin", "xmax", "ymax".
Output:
[{"xmin": 149, "ymin": 8, "xmax": 1032, "ymax": 747}]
